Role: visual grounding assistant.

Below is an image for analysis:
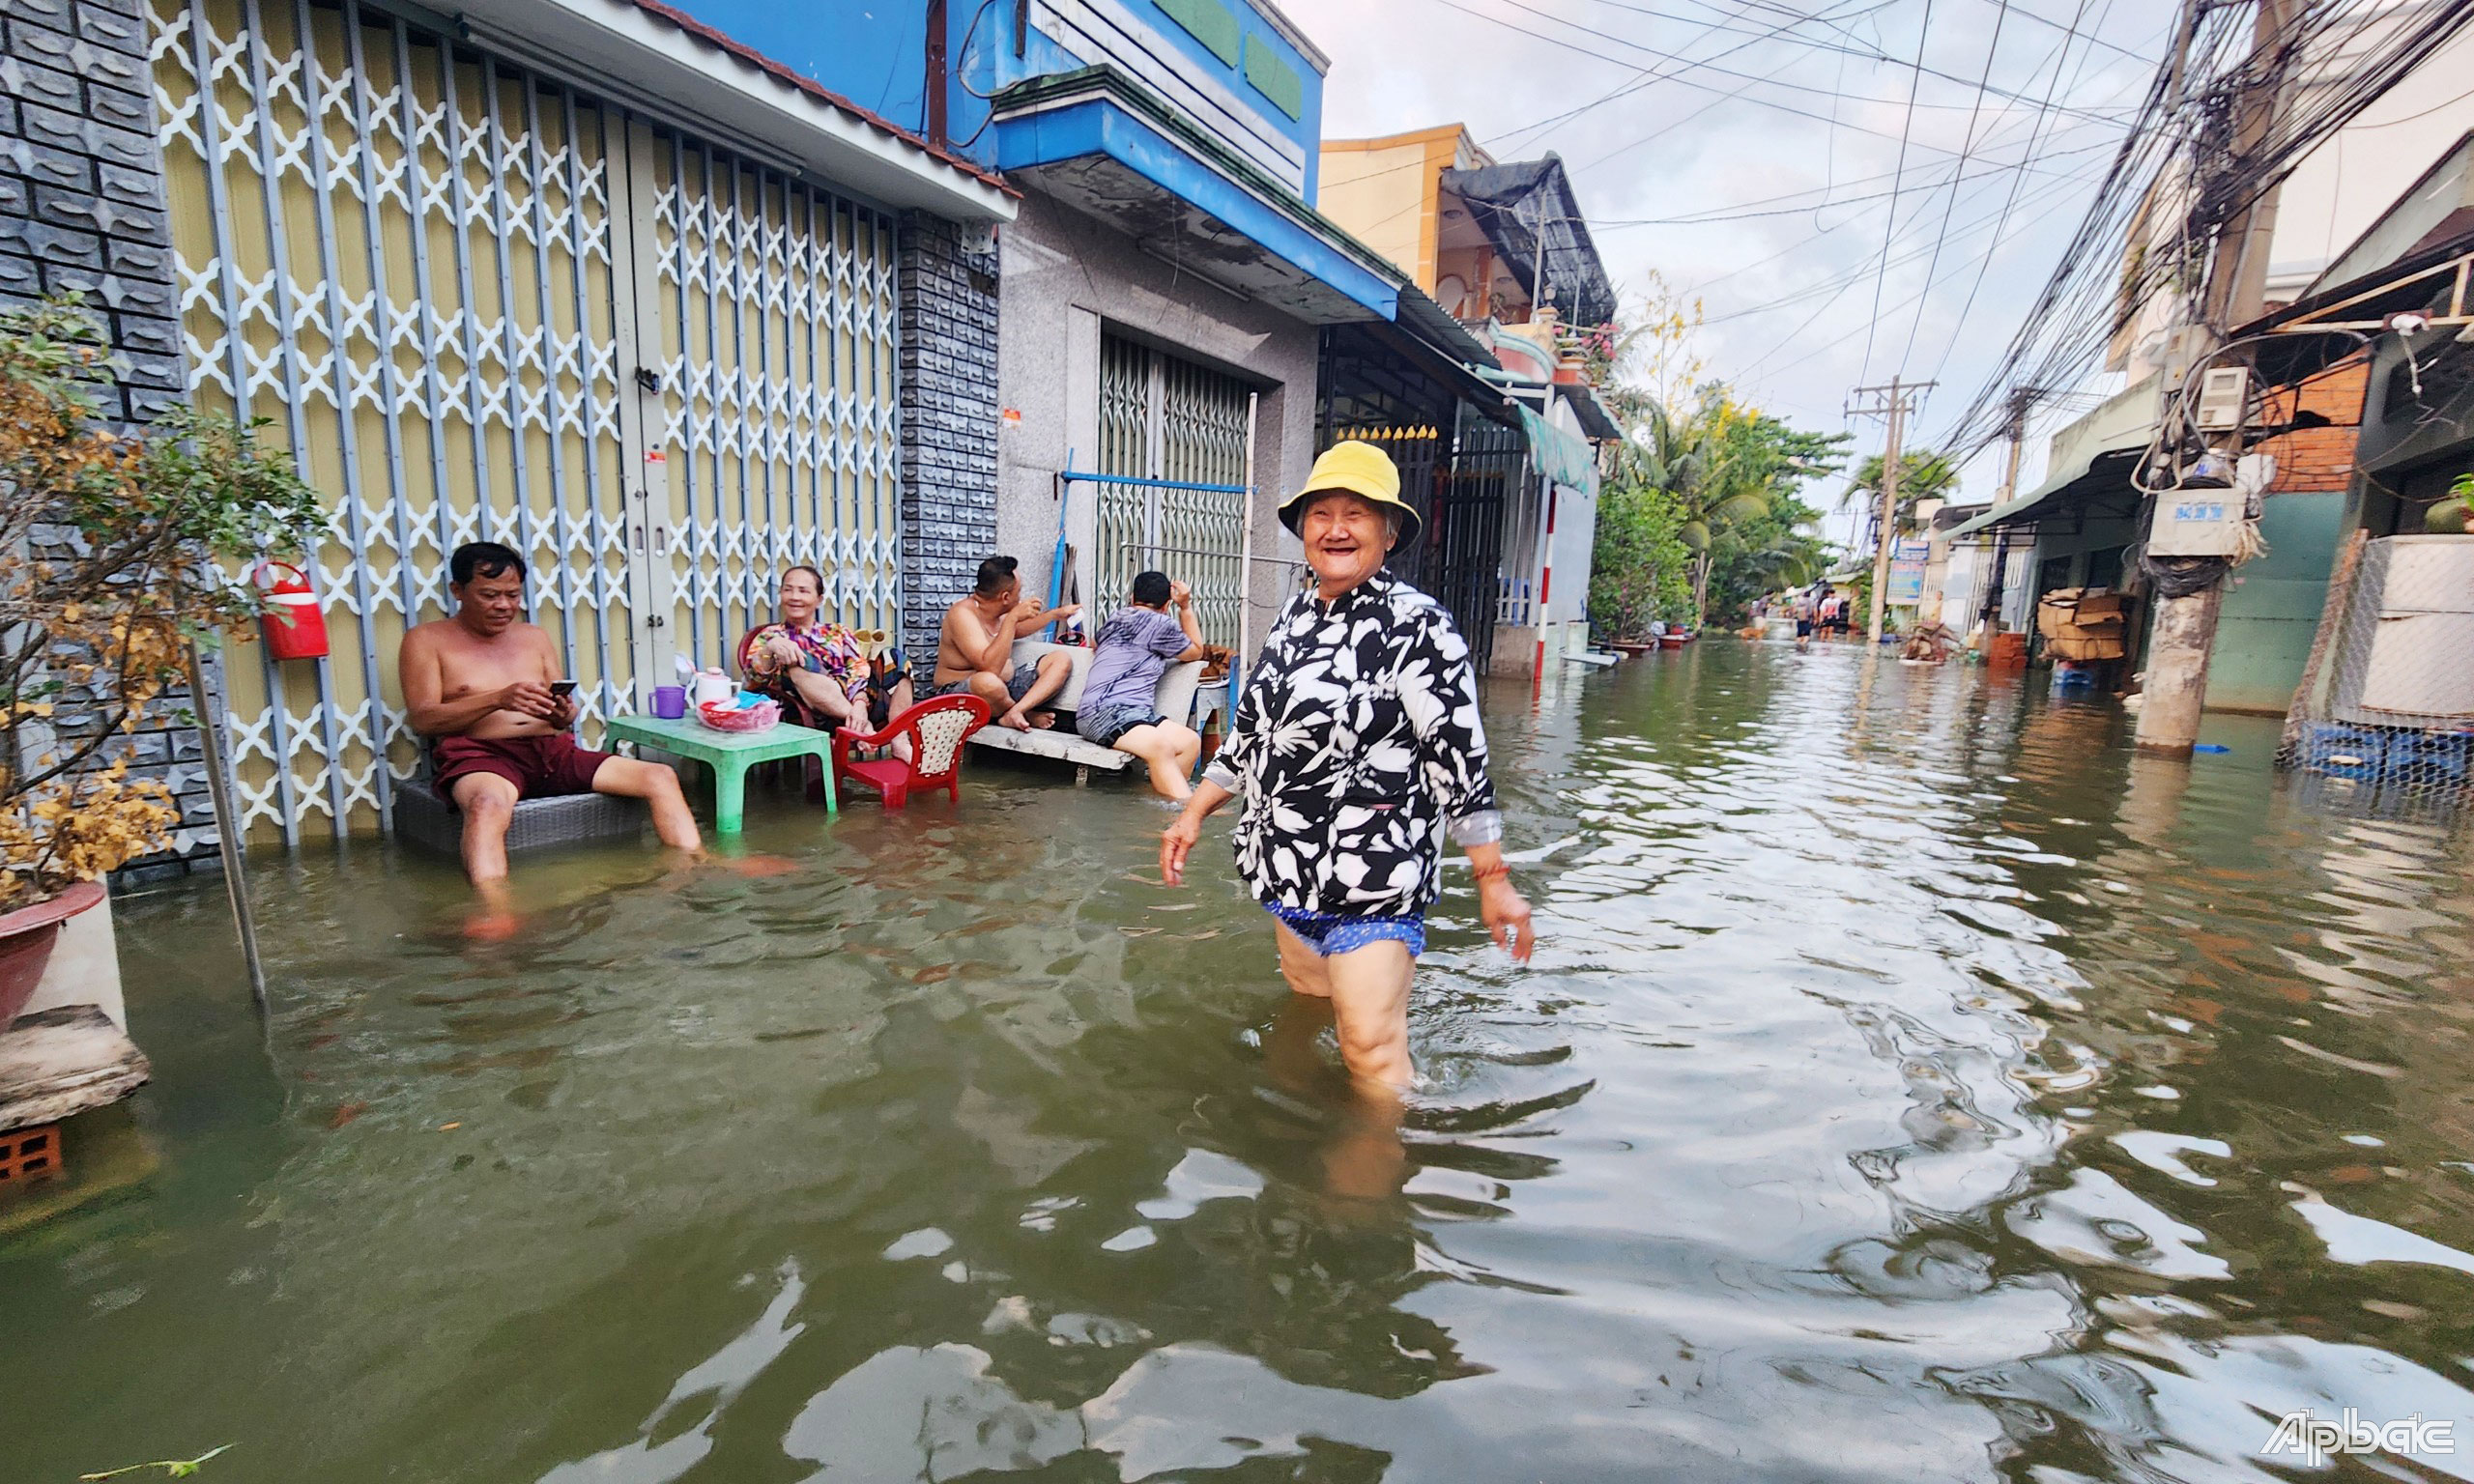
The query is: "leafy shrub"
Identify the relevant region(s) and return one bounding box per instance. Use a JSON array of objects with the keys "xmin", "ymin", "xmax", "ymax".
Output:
[{"xmin": 0, "ymin": 297, "xmax": 321, "ymax": 905}]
